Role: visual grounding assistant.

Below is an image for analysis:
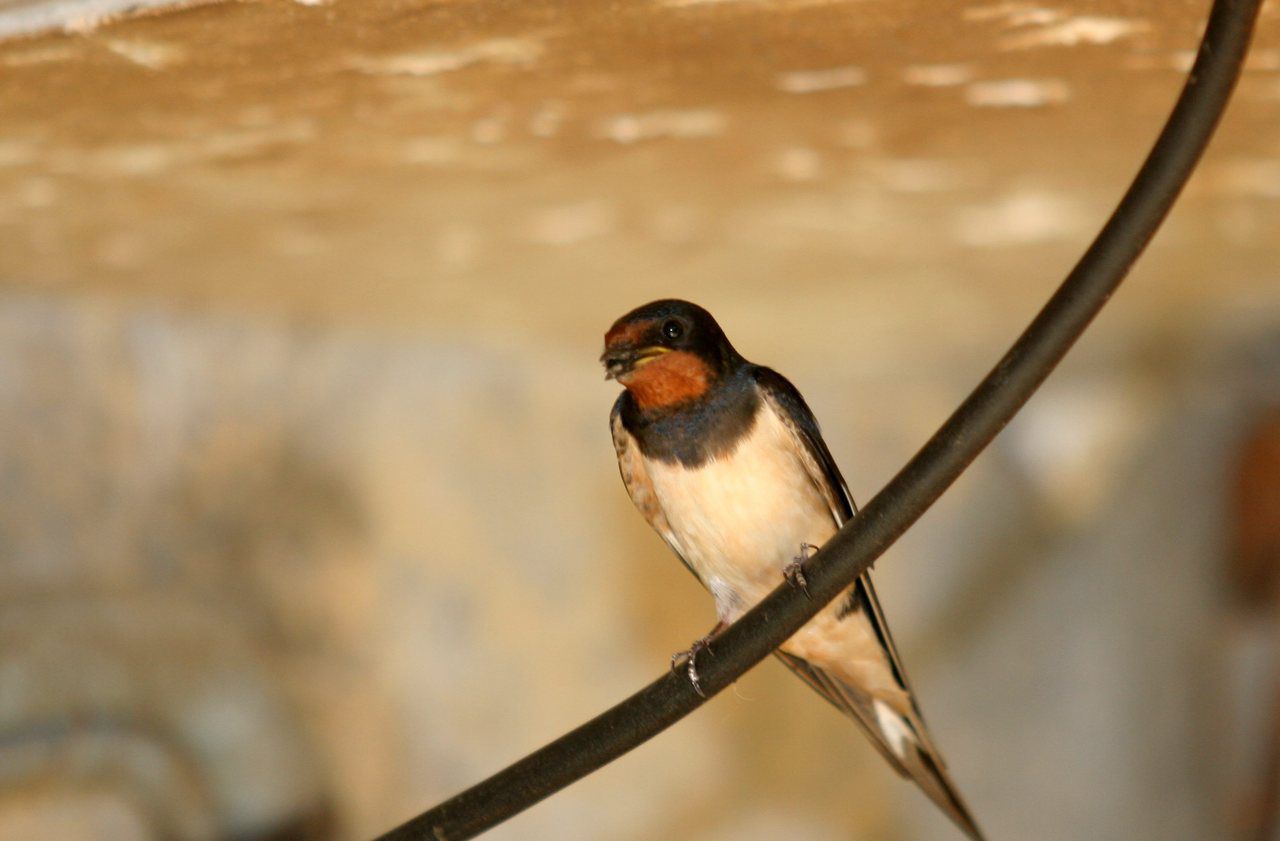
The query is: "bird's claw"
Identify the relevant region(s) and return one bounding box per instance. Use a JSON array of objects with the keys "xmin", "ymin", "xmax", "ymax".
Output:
[
  {"xmin": 784, "ymin": 542, "xmax": 819, "ymax": 598},
  {"xmin": 783, "ymin": 560, "xmax": 809, "ymax": 596},
  {"xmin": 671, "ymin": 634, "xmax": 716, "ymax": 698}
]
